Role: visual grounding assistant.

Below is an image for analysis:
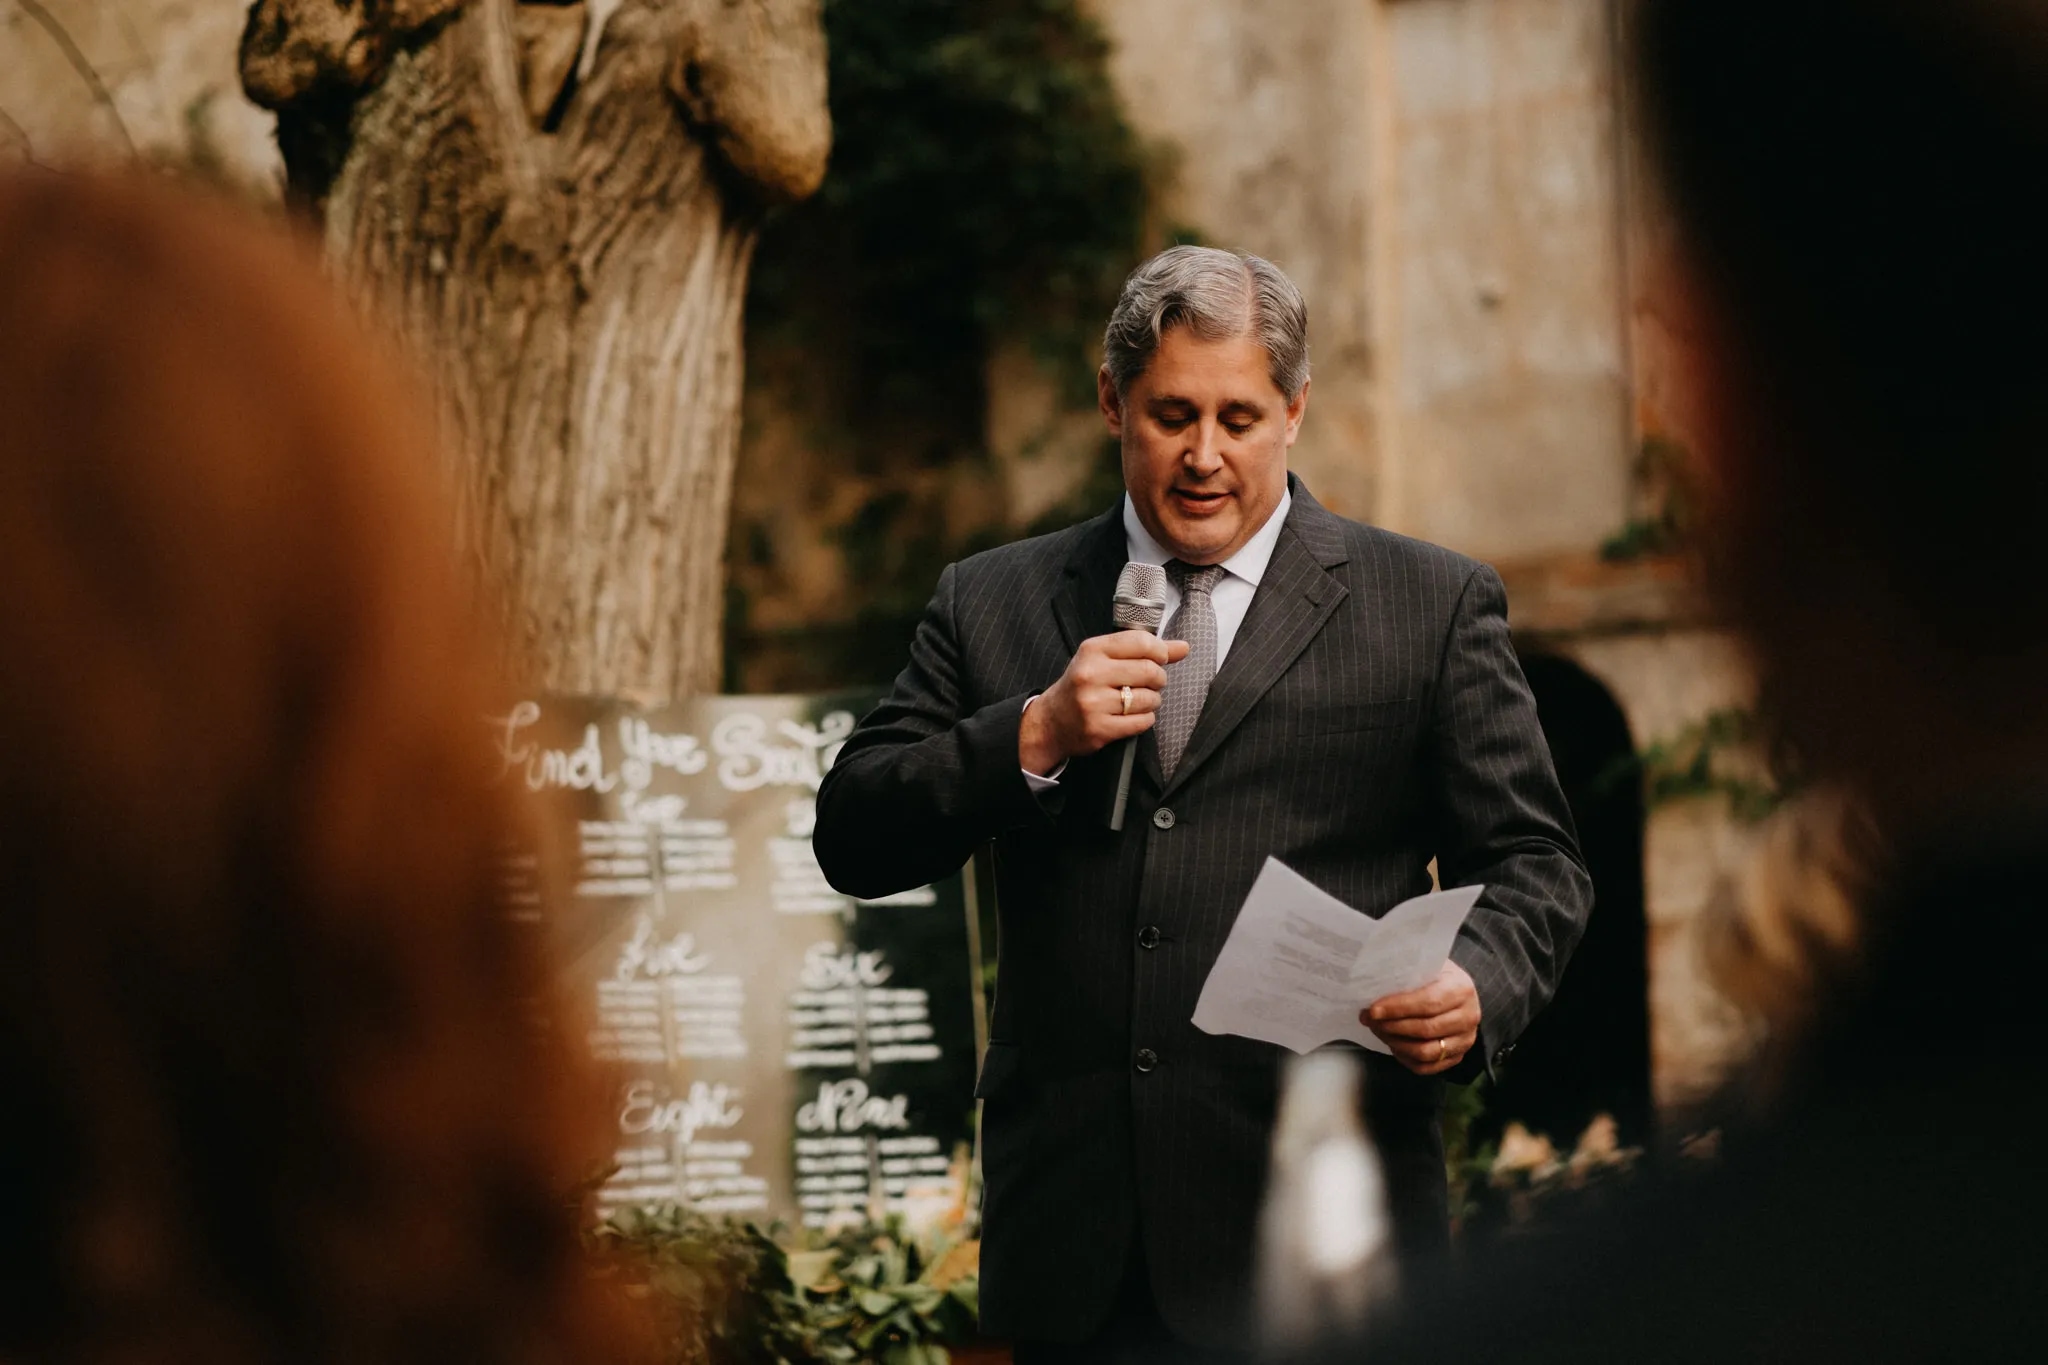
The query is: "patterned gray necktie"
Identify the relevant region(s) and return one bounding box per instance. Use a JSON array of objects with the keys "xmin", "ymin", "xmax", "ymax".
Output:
[{"xmin": 1158, "ymin": 560, "xmax": 1226, "ymax": 780}]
